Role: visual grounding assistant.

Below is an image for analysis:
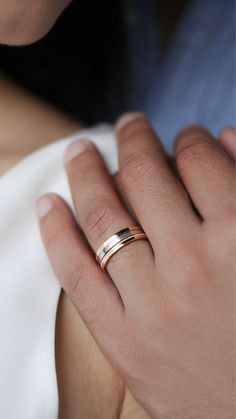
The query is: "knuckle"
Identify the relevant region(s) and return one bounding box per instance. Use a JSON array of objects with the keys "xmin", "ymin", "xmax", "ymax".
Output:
[
  {"xmin": 177, "ymin": 140, "xmax": 214, "ymax": 166},
  {"xmin": 84, "ymin": 199, "xmax": 116, "ymax": 241},
  {"xmin": 78, "ymin": 297, "xmax": 100, "ymax": 328},
  {"xmin": 66, "ymin": 263, "xmax": 85, "ymax": 297},
  {"xmin": 66, "ymin": 264, "xmax": 98, "ymax": 325},
  {"xmin": 120, "ymin": 152, "xmax": 154, "ymax": 189}
]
